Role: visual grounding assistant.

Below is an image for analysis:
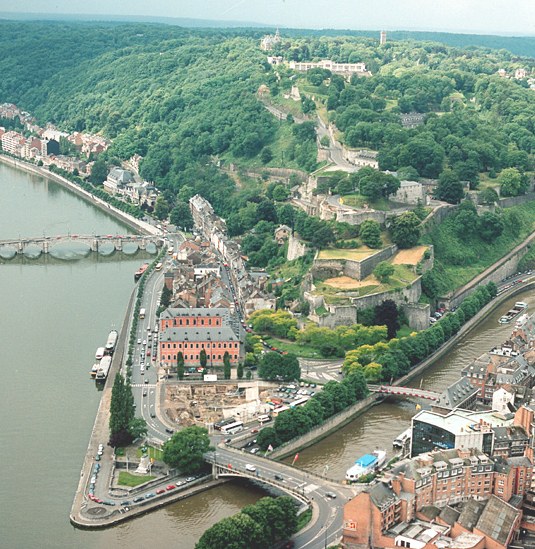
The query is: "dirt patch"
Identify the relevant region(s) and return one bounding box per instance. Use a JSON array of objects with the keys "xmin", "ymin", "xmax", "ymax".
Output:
[
  {"xmin": 323, "ymin": 275, "xmax": 379, "ymax": 289},
  {"xmin": 391, "ymin": 246, "xmax": 428, "ymax": 265},
  {"xmin": 317, "ymin": 247, "xmax": 375, "ymax": 261}
]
